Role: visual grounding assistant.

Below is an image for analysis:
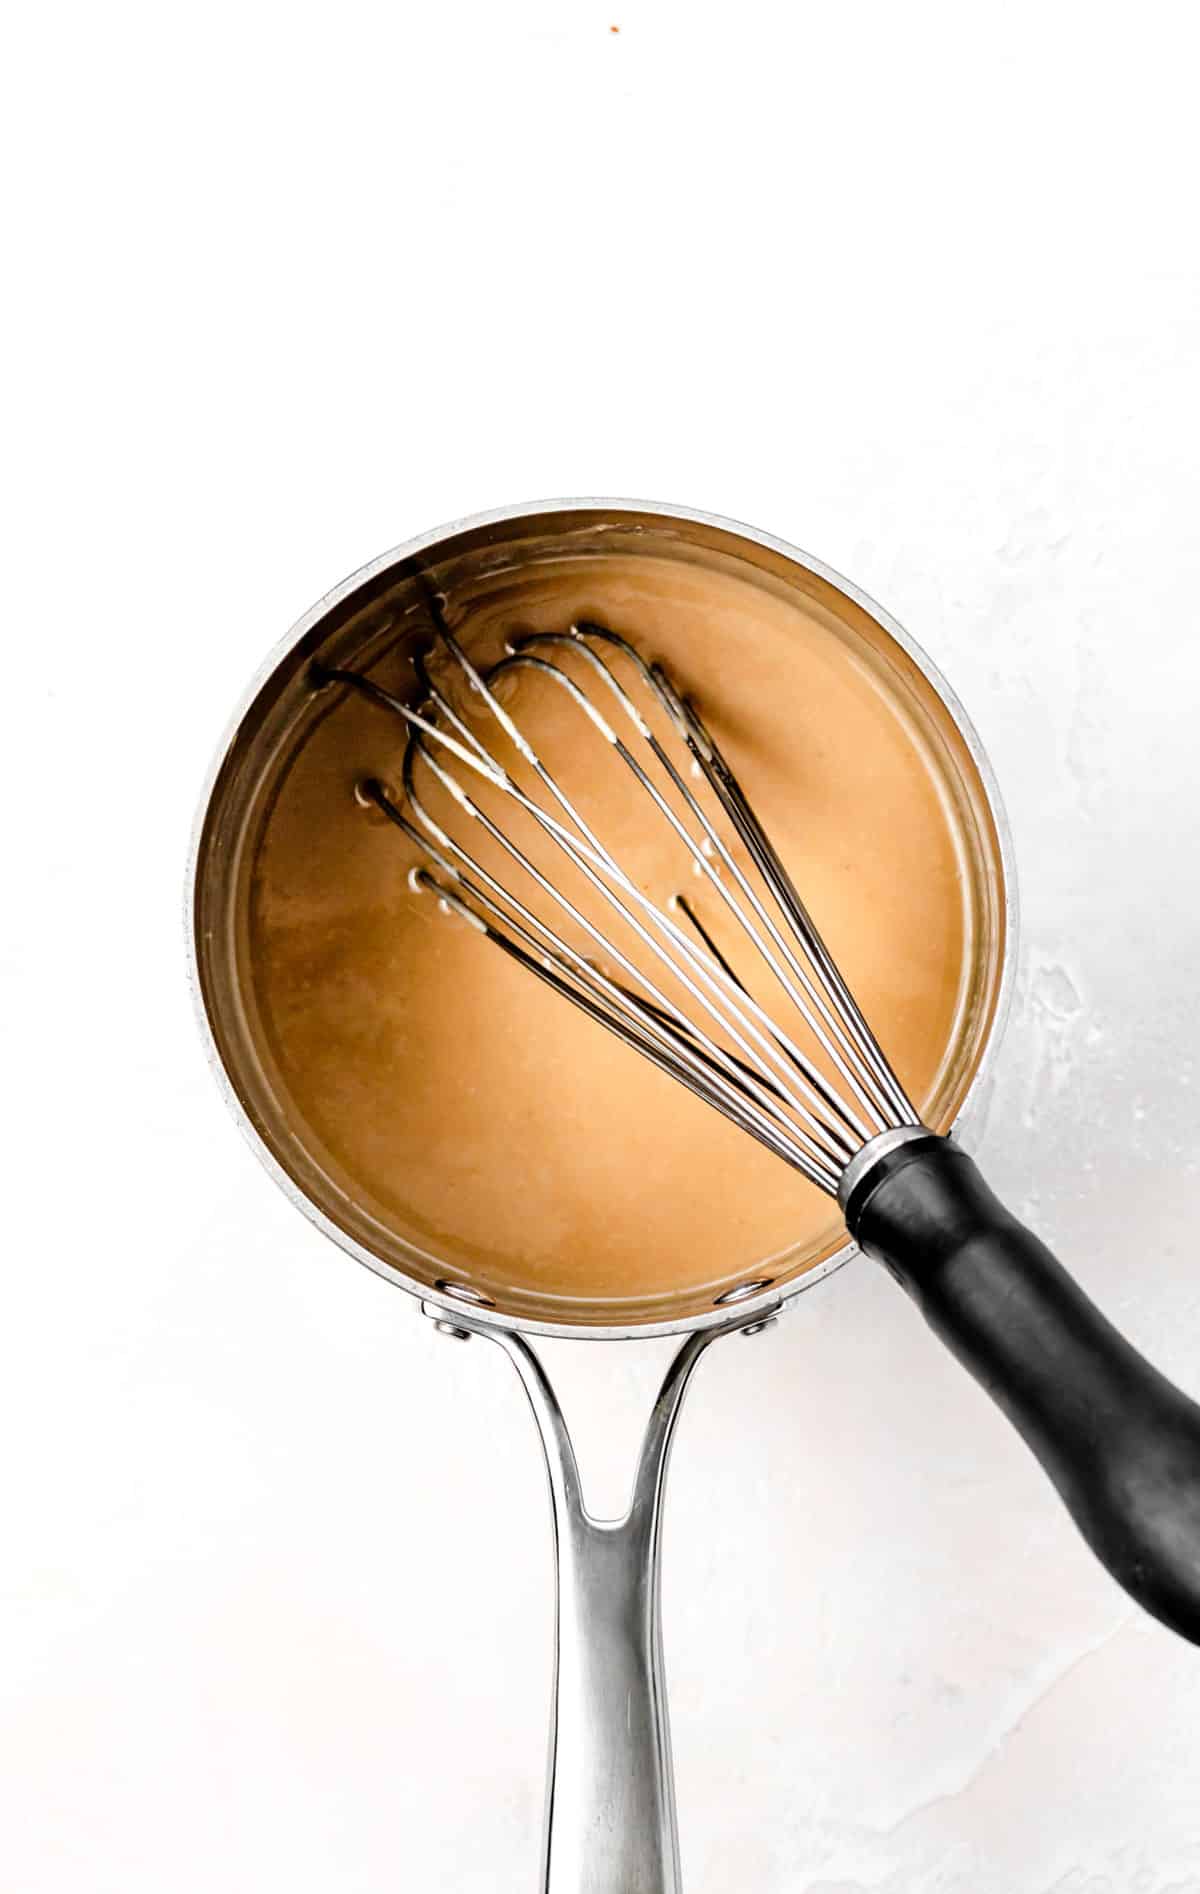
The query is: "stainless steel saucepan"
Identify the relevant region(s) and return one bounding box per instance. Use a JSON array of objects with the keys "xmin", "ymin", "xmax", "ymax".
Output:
[{"xmin": 189, "ymin": 499, "xmax": 1018, "ymax": 1891}]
